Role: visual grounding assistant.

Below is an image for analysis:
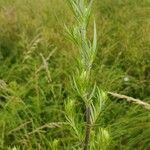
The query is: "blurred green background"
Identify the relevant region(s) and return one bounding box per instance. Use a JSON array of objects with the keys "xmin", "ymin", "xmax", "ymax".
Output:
[{"xmin": 0, "ymin": 0, "xmax": 150, "ymax": 149}]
